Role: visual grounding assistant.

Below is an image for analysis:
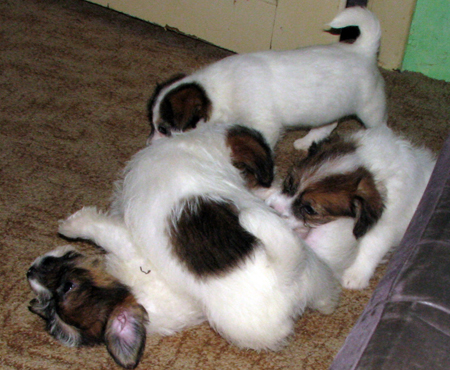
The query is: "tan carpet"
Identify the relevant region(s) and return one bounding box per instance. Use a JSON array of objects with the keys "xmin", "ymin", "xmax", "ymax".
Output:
[{"xmin": 1, "ymin": 0, "xmax": 449, "ymax": 369}]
